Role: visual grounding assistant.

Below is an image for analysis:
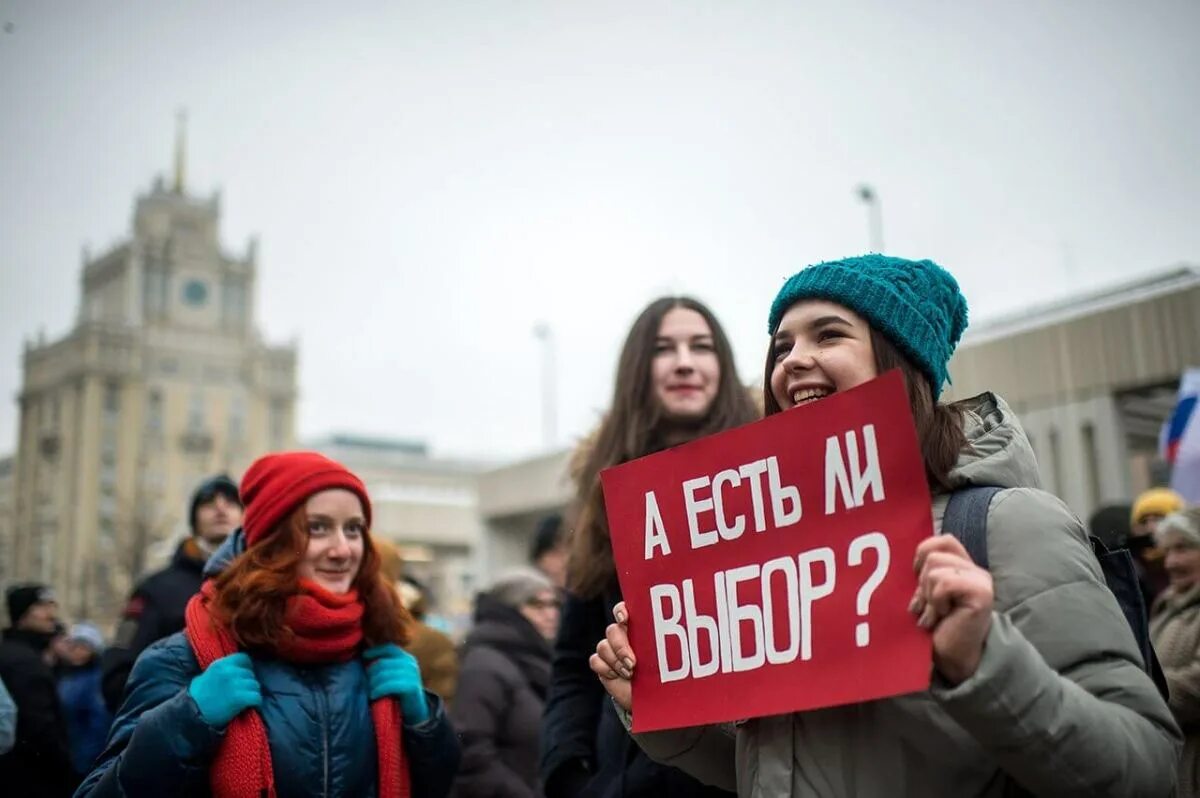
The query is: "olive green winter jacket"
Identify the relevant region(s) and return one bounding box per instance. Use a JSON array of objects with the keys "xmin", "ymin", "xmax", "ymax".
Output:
[{"xmin": 625, "ymin": 393, "xmax": 1182, "ymax": 797}]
